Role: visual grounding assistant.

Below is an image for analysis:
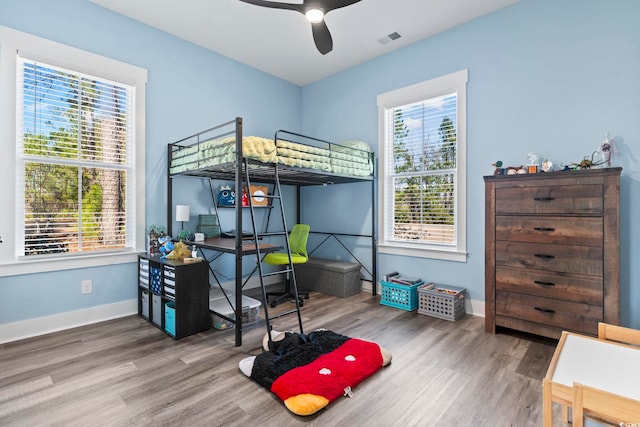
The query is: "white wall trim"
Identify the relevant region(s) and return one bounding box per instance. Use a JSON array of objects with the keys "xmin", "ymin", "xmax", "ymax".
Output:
[{"xmin": 0, "ymin": 299, "xmax": 137, "ymax": 344}]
